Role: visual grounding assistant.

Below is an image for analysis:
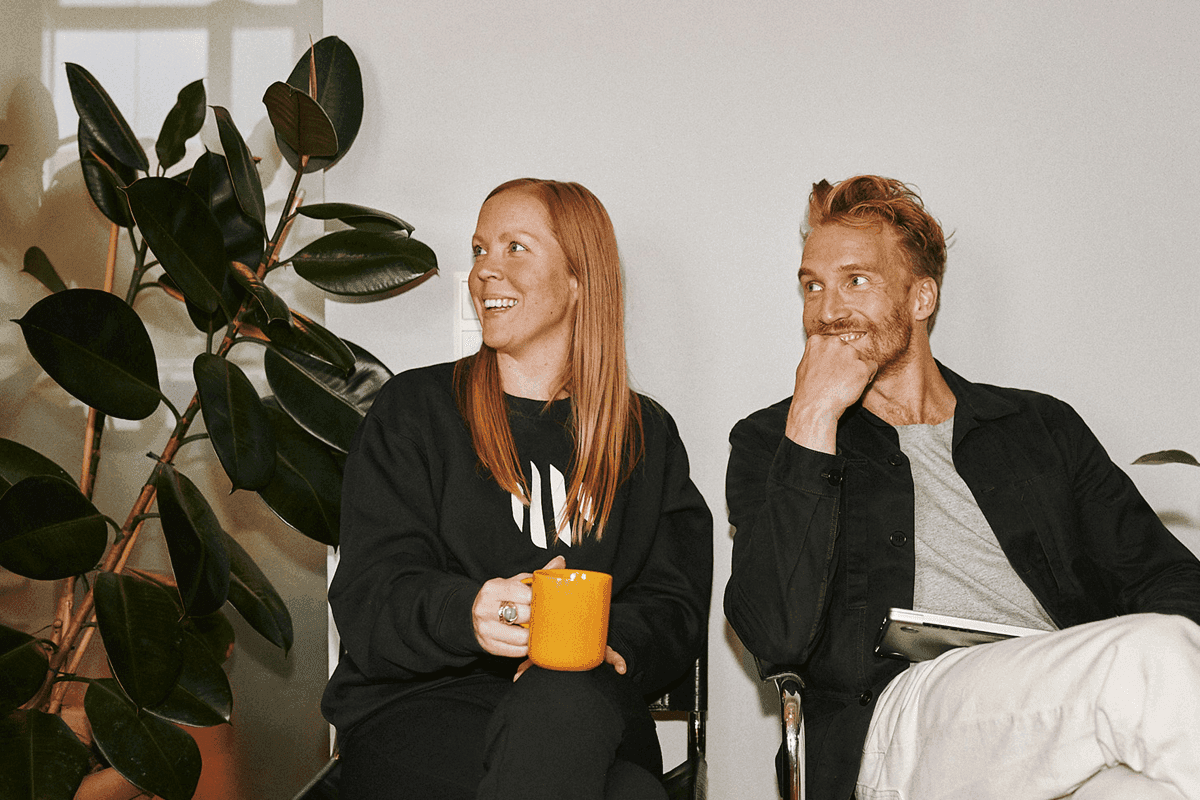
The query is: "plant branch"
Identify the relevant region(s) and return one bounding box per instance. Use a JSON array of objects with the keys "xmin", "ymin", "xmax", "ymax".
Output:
[
  {"xmin": 43, "ymin": 183, "xmax": 311, "ymax": 712},
  {"xmin": 124, "ymin": 238, "xmax": 151, "ymax": 307},
  {"xmin": 46, "ymin": 221, "xmax": 121, "ymax": 698},
  {"xmin": 263, "ymin": 161, "xmax": 308, "ymax": 276}
]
